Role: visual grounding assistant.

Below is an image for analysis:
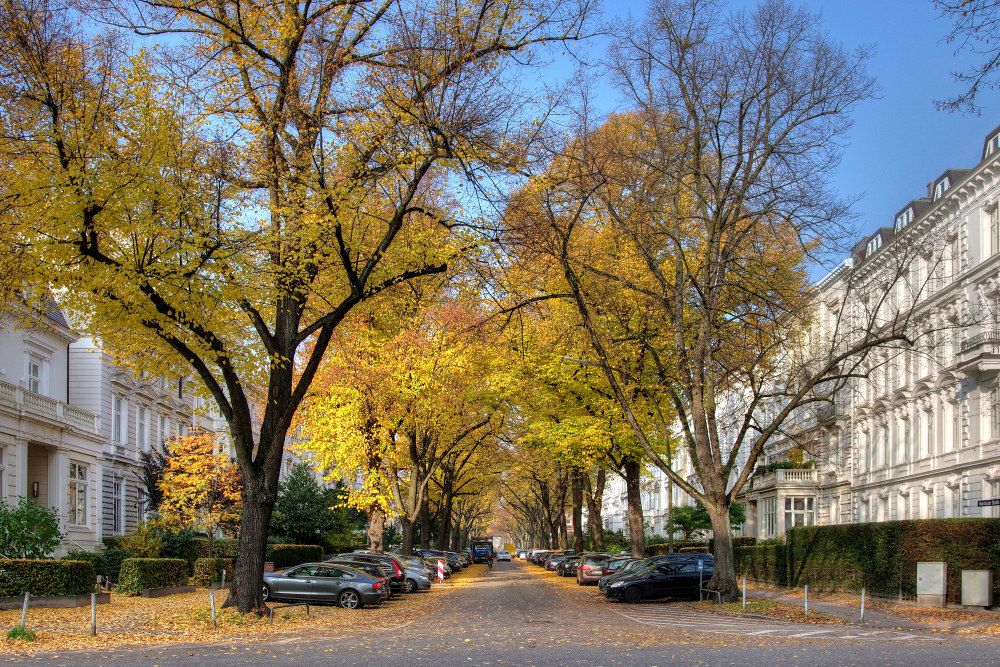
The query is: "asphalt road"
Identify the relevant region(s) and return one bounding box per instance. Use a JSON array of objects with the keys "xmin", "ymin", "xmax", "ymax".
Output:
[{"xmin": 5, "ymin": 561, "xmax": 999, "ymax": 666}]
